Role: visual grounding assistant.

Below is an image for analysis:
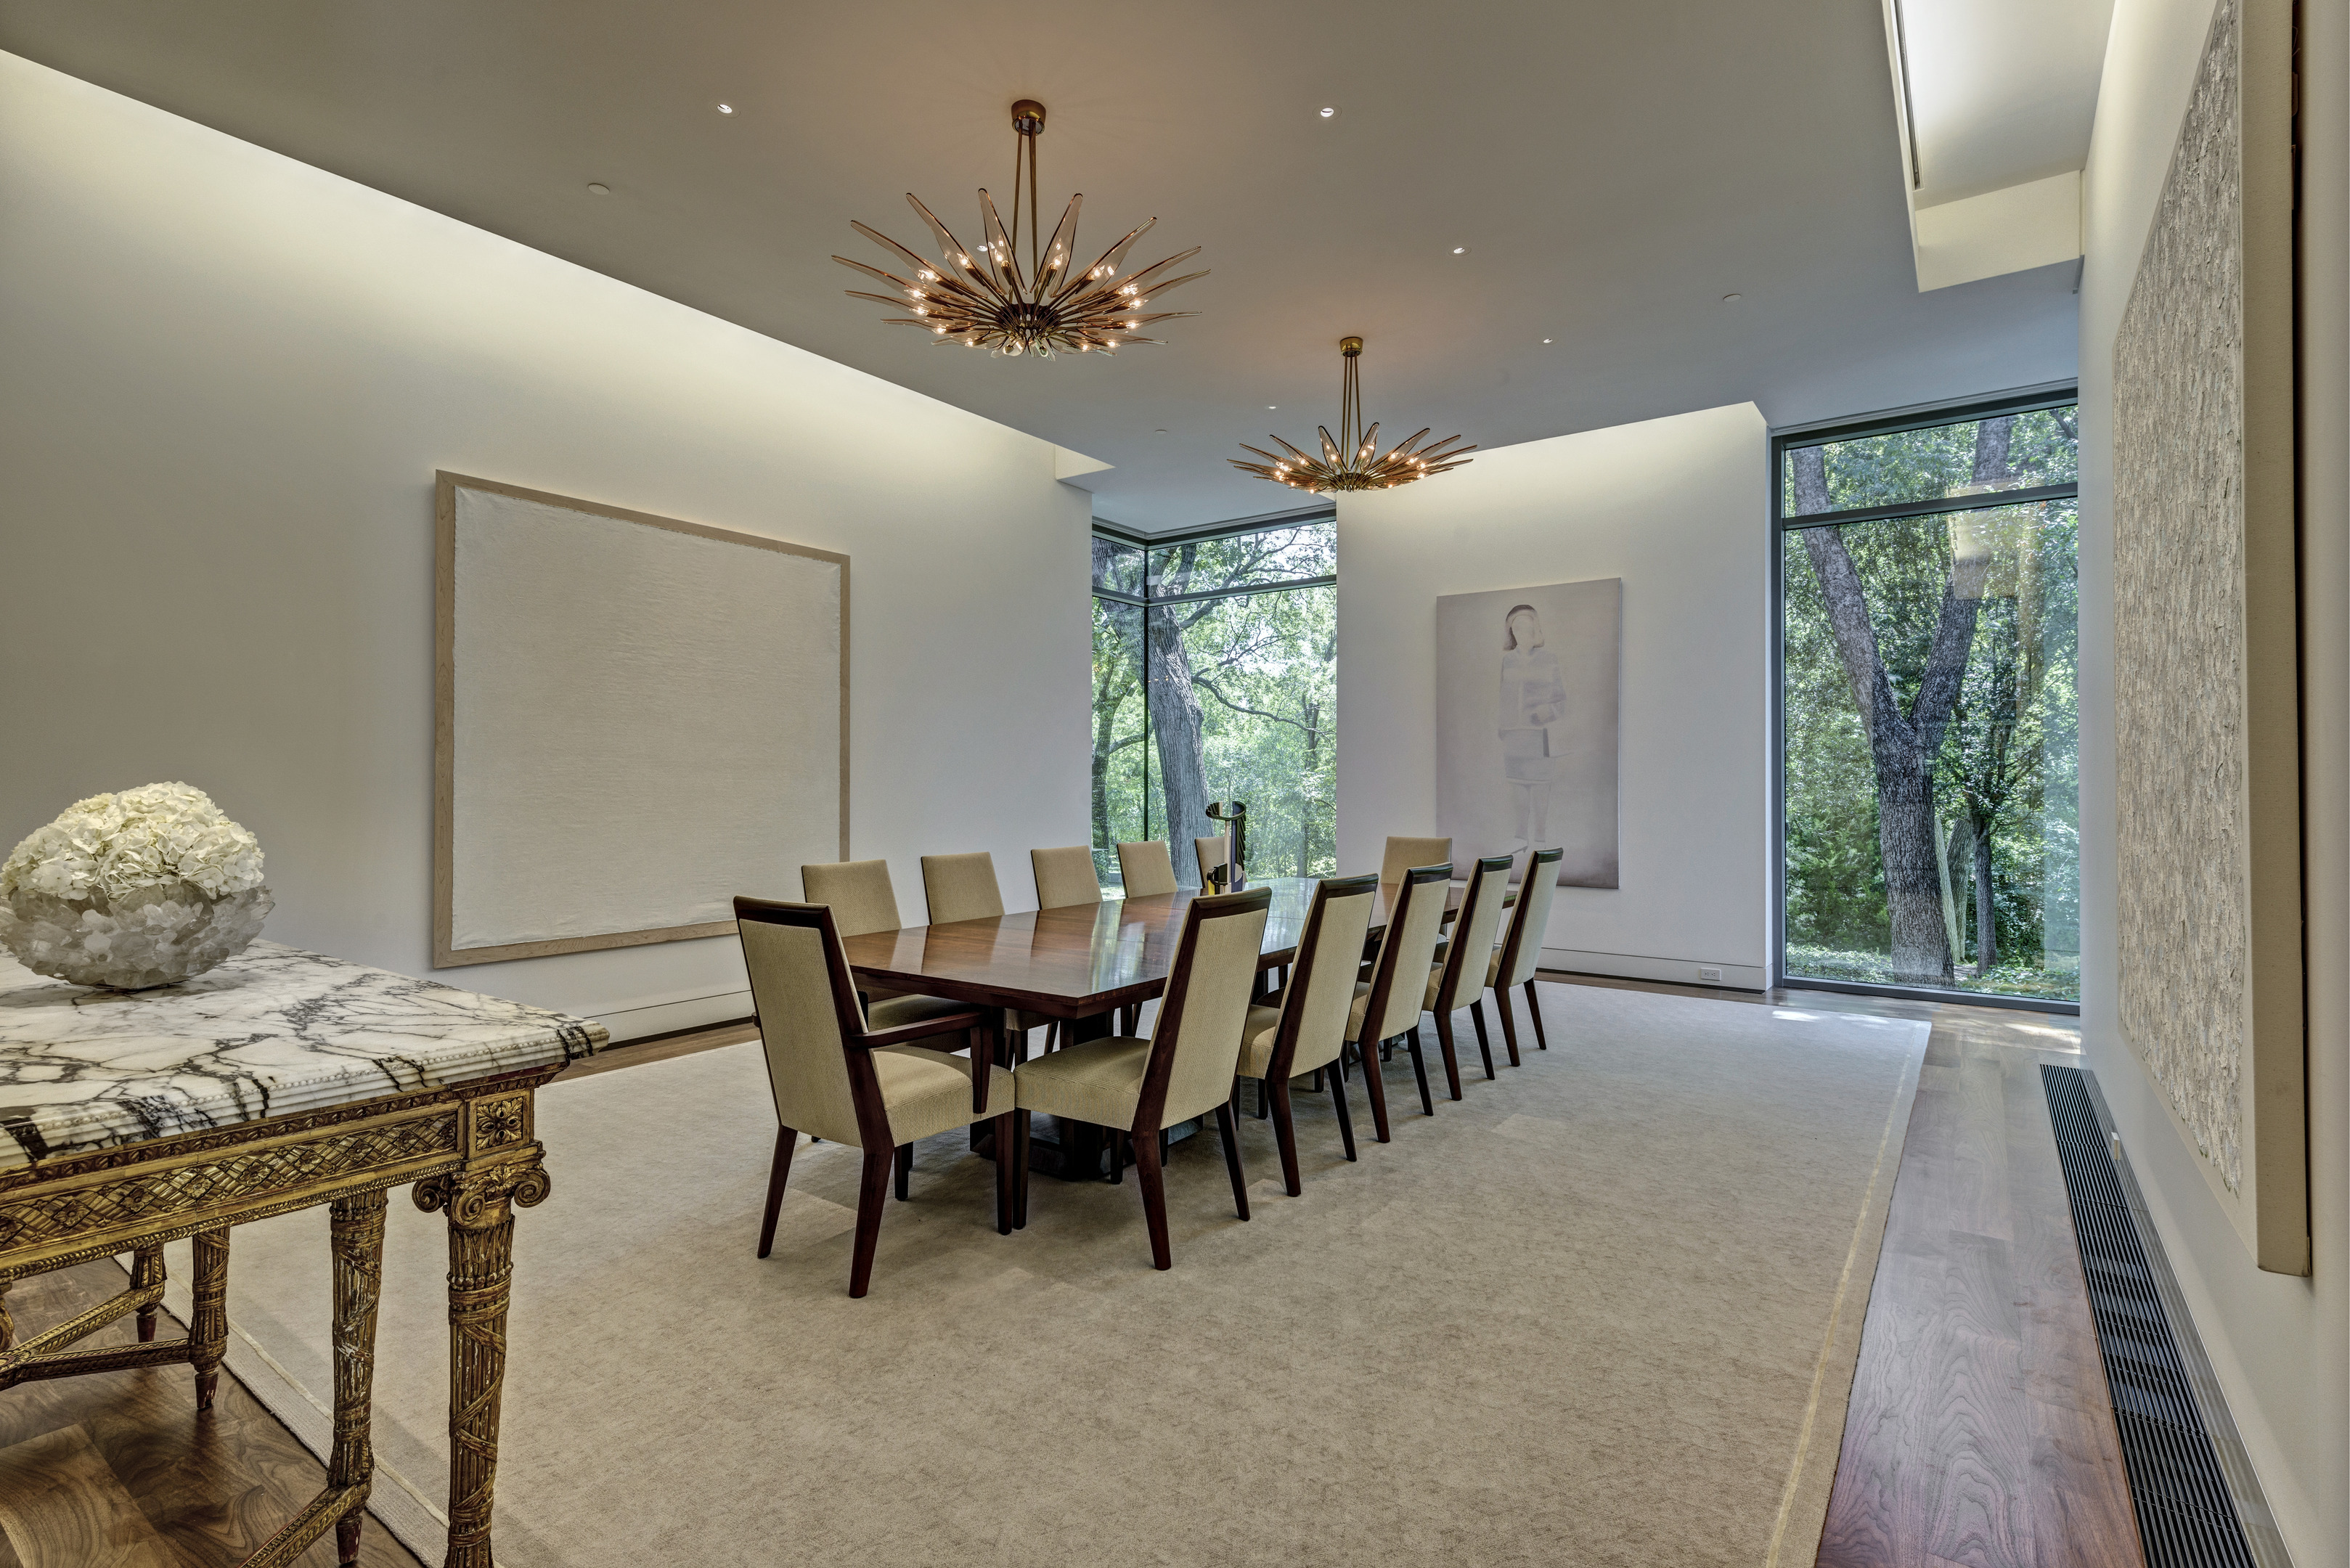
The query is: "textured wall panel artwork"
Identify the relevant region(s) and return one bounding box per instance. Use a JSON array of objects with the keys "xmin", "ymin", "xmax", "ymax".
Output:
[
  {"xmin": 434, "ymin": 474, "xmax": 848, "ymax": 967},
  {"xmin": 2110, "ymin": 0, "xmax": 2306, "ymax": 1273}
]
